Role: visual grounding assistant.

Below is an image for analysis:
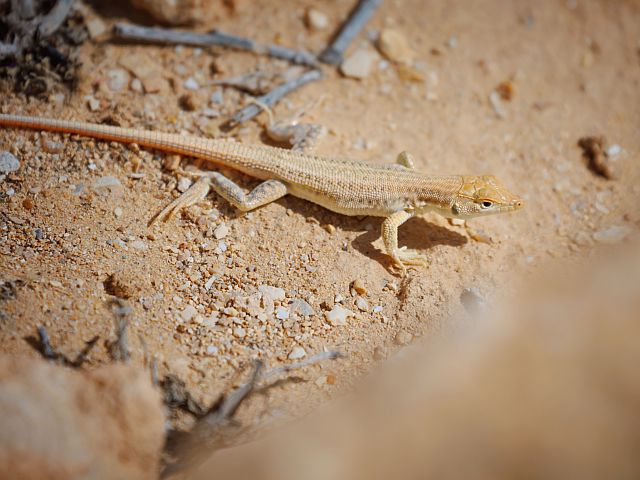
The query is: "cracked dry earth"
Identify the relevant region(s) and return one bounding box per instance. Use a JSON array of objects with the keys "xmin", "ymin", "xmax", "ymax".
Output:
[{"xmin": 1, "ymin": 0, "xmax": 639, "ymax": 433}]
